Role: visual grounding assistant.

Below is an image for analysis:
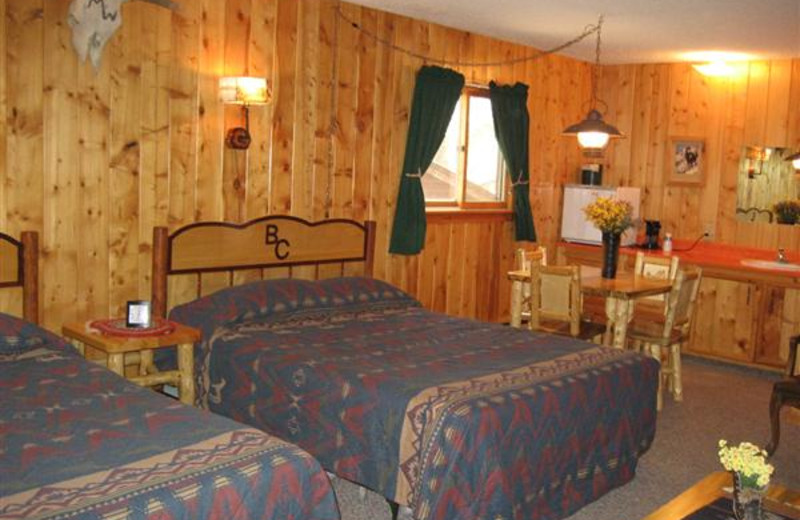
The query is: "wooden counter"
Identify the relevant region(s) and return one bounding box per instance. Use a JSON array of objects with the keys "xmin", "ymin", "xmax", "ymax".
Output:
[{"xmin": 557, "ymin": 240, "xmax": 800, "ymax": 370}]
